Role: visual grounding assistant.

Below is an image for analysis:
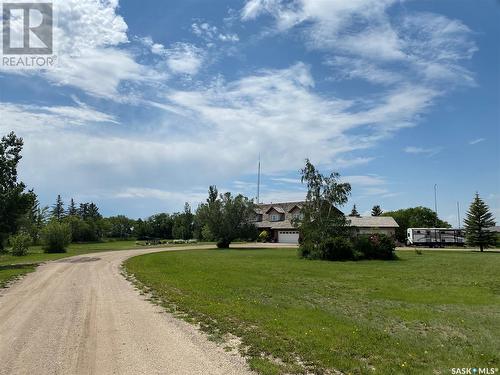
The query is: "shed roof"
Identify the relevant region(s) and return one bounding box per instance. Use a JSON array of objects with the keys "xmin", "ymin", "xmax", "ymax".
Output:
[{"xmin": 348, "ymin": 216, "xmax": 399, "ymax": 228}]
